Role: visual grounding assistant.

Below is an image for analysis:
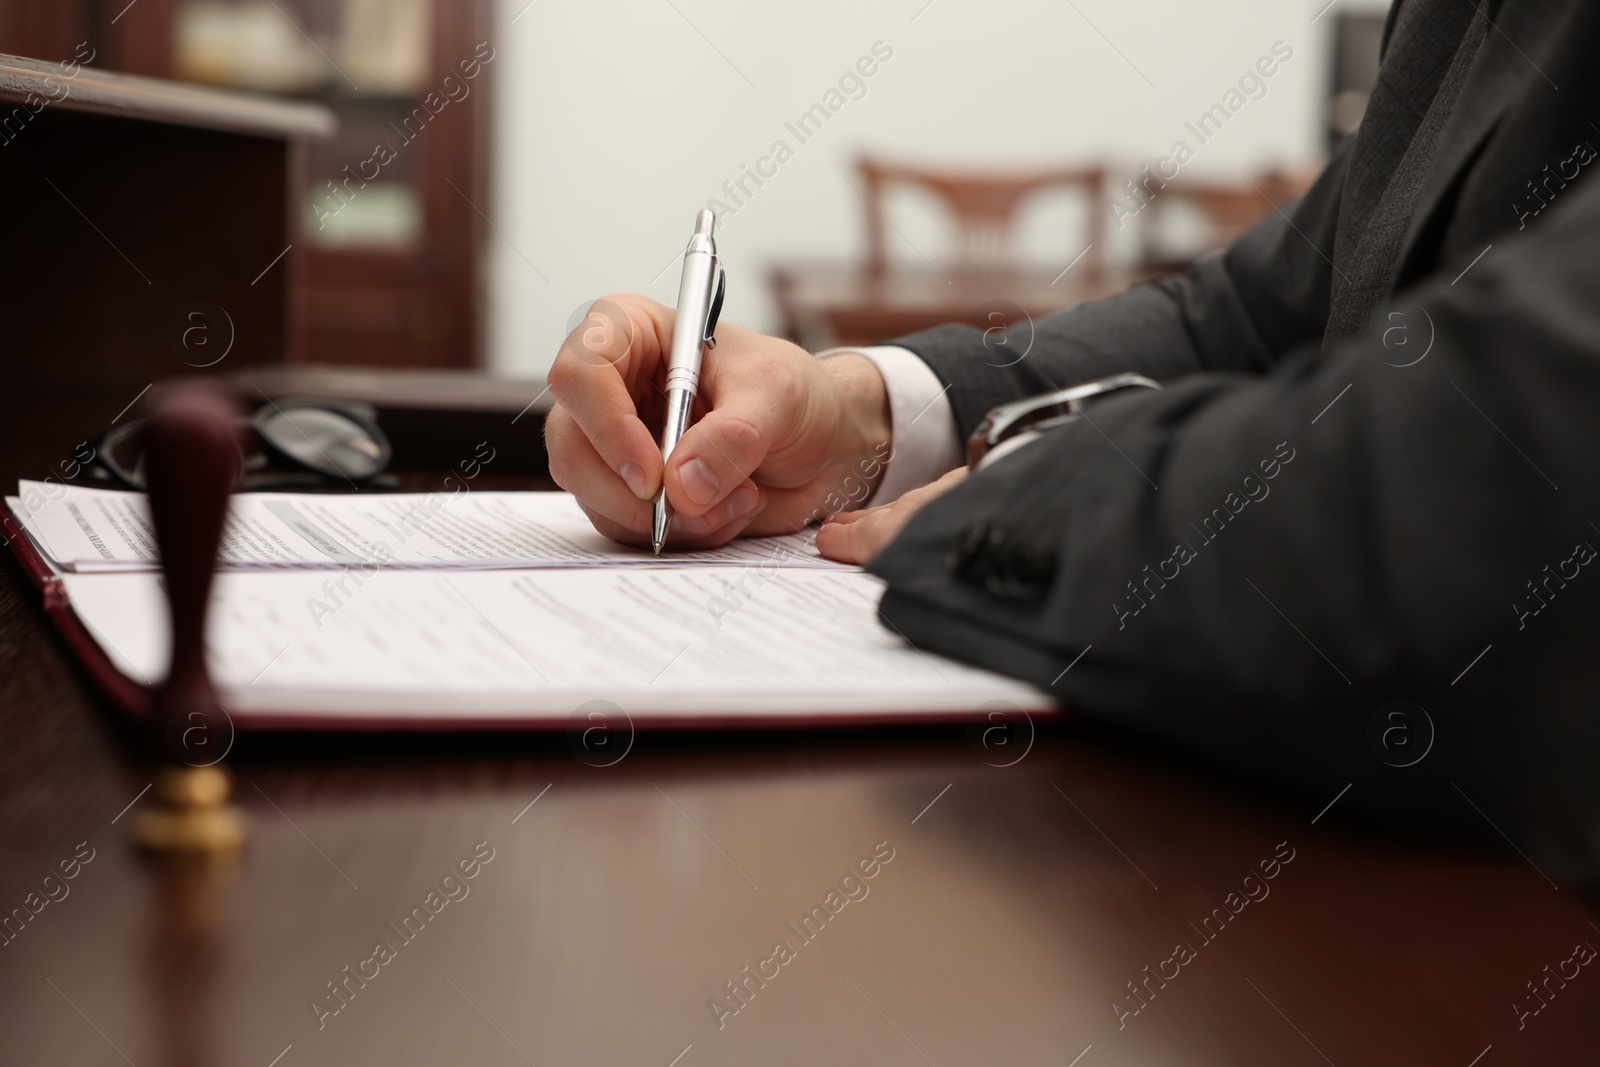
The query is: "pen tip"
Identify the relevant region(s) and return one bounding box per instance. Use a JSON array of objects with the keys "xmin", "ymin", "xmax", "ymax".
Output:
[{"xmin": 651, "ymin": 498, "xmax": 669, "ymax": 555}]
